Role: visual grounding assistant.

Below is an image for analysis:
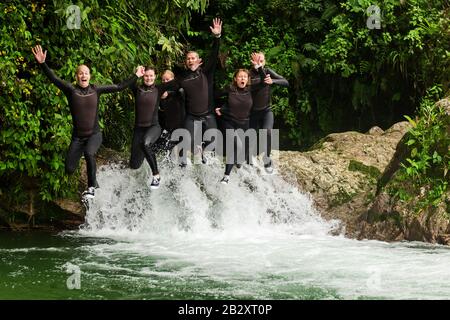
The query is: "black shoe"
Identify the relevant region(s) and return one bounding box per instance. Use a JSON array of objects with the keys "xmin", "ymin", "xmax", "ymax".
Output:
[
  {"xmin": 150, "ymin": 176, "xmax": 161, "ymax": 189},
  {"xmin": 236, "ymin": 164, "xmax": 242, "ymax": 169}
]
